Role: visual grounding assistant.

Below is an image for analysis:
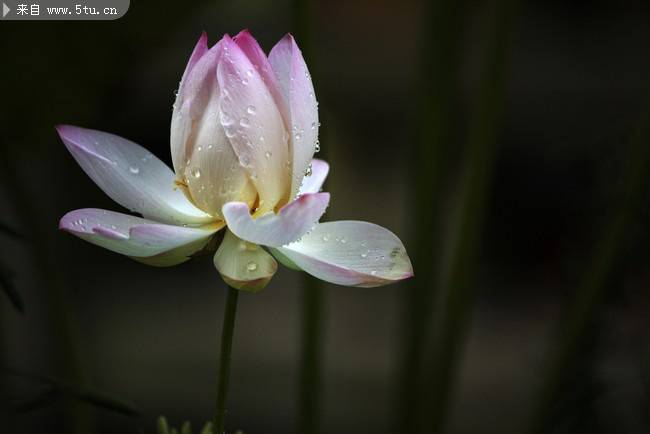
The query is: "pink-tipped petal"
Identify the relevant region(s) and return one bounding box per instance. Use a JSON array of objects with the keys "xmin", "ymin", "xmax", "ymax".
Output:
[
  {"xmin": 213, "ymin": 229, "xmax": 277, "ymax": 292},
  {"xmin": 57, "ymin": 125, "xmax": 212, "ymax": 225},
  {"xmin": 179, "ymin": 32, "xmax": 209, "ymax": 91},
  {"xmin": 60, "ymin": 208, "xmax": 222, "ymax": 266},
  {"xmin": 171, "ymin": 40, "xmax": 224, "ymax": 175},
  {"xmin": 298, "ymin": 159, "xmax": 329, "ymax": 195},
  {"xmin": 222, "ymin": 192, "xmax": 330, "ymax": 247},
  {"xmin": 217, "ymin": 35, "xmax": 290, "ymax": 214},
  {"xmin": 234, "ymin": 29, "xmax": 289, "ymax": 123},
  {"xmin": 274, "ymin": 221, "xmax": 413, "ymax": 287},
  {"xmin": 269, "ymin": 34, "xmax": 319, "ymax": 198}
]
